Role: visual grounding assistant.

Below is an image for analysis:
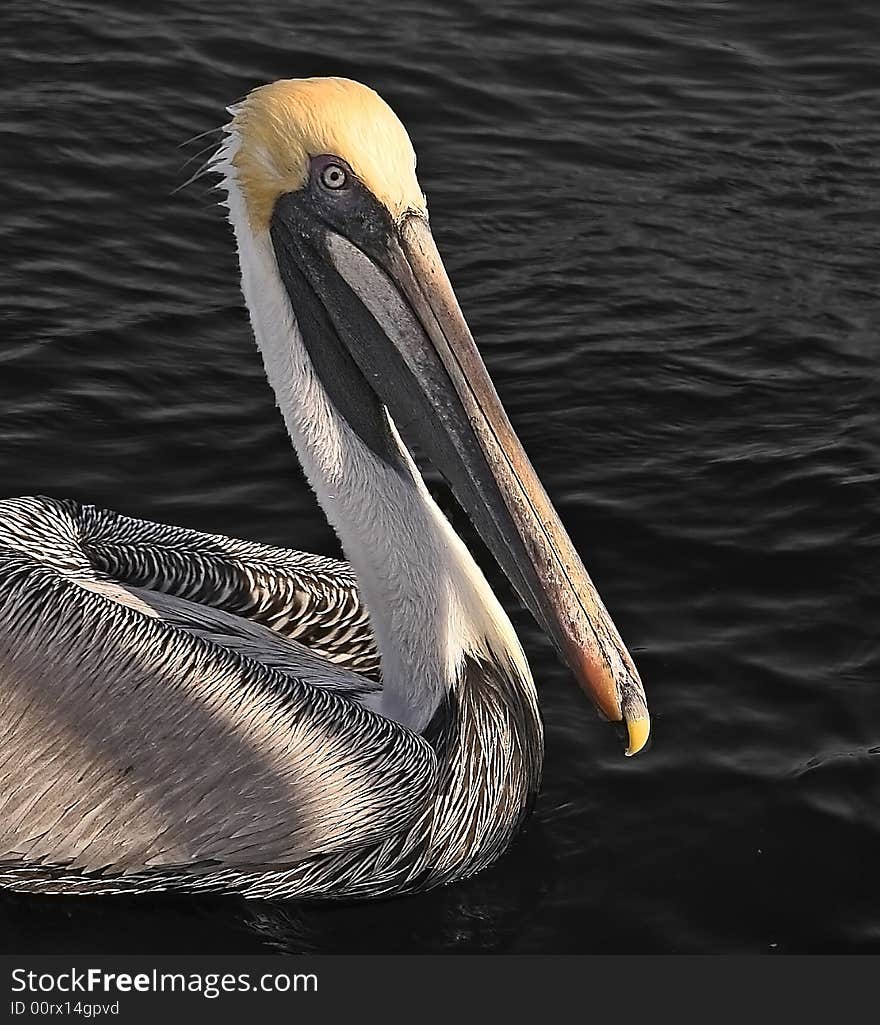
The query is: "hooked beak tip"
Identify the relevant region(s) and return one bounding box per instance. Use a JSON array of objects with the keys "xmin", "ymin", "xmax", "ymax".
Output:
[{"xmin": 624, "ymin": 714, "xmax": 651, "ymax": 757}]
